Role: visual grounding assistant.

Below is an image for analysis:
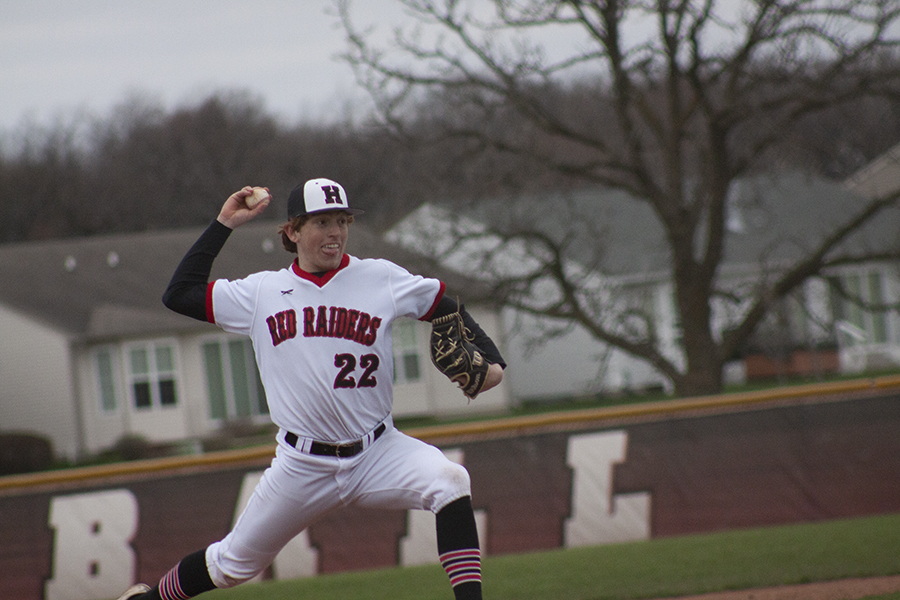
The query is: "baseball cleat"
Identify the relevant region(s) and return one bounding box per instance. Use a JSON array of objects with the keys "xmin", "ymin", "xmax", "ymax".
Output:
[{"xmin": 116, "ymin": 583, "xmax": 151, "ymax": 600}]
